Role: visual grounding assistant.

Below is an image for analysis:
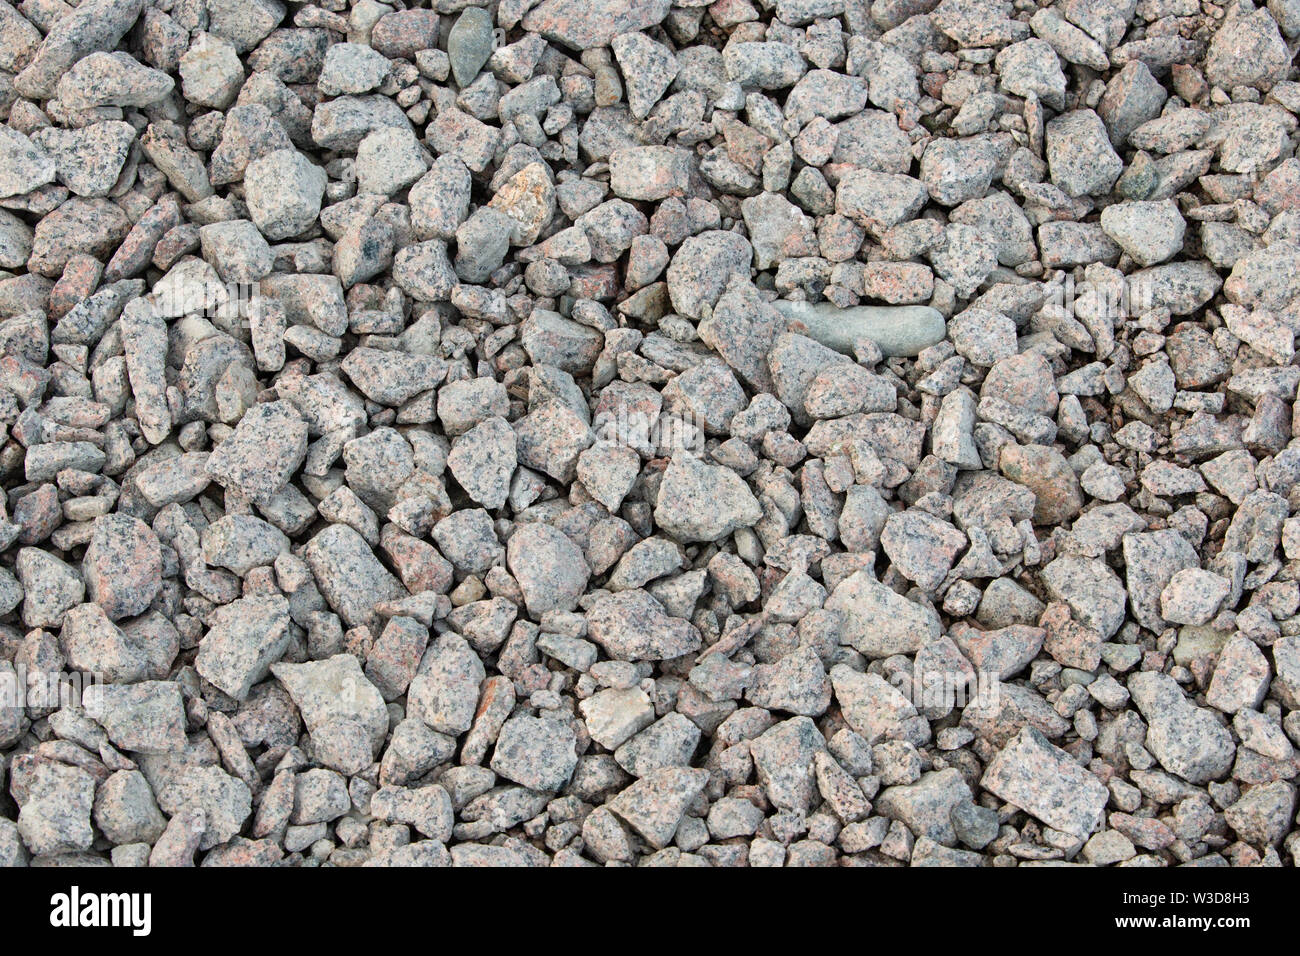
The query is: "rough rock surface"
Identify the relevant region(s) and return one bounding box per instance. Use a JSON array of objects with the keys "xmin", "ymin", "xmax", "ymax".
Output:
[{"xmin": 0, "ymin": 0, "xmax": 1297, "ymax": 872}]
